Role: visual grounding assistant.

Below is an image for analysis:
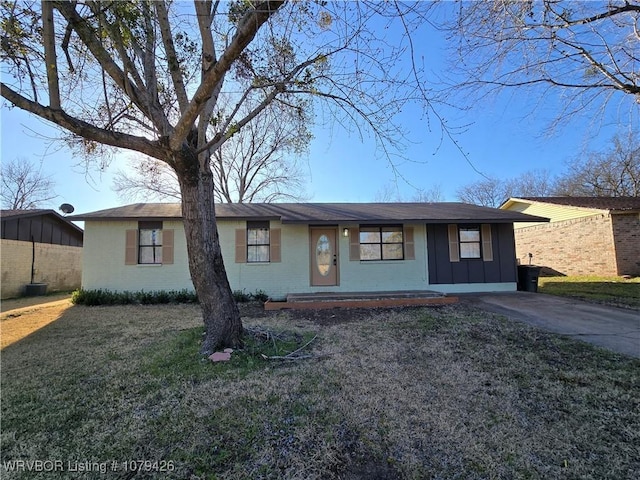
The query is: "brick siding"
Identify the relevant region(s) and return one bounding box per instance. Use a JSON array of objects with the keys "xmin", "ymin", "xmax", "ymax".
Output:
[
  {"xmin": 1, "ymin": 239, "xmax": 82, "ymax": 299},
  {"xmin": 611, "ymin": 213, "xmax": 640, "ymax": 276},
  {"xmin": 513, "ymin": 214, "xmax": 620, "ymax": 276}
]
